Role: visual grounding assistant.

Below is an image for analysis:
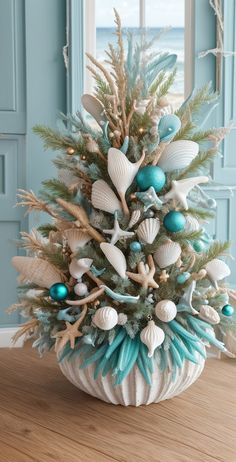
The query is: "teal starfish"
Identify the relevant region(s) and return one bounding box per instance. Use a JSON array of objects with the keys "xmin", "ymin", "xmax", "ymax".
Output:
[{"xmin": 136, "ymin": 186, "xmax": 163, "ymax": 211}]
